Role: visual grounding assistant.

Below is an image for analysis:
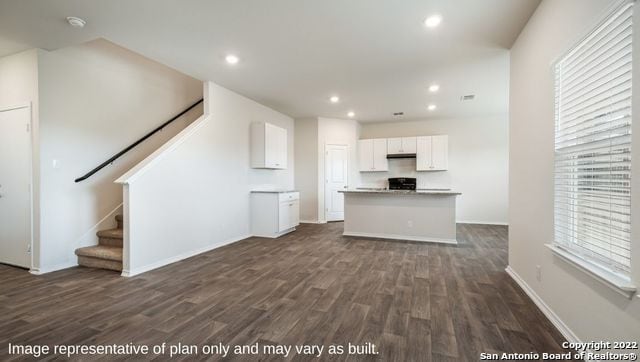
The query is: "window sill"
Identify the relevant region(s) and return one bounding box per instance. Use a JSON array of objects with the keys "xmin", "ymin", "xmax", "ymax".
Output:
[{"xmin": 546, "ymin": 244, "xmax": 637, "ymax": 299}]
